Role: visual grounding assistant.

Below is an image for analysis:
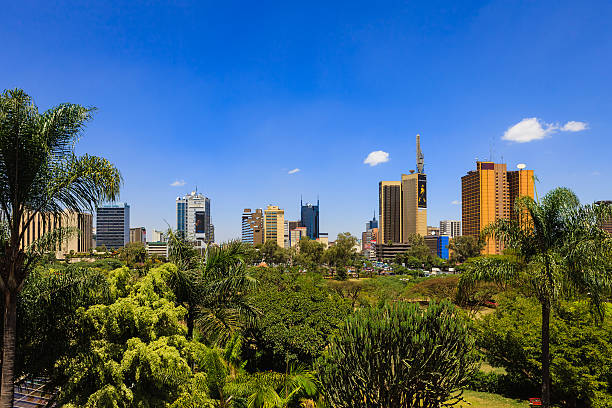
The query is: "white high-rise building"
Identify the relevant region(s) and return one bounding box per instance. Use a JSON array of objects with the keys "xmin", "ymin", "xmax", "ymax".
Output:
[
  {"xmin": 439, "ymin": 220, "xmax": 461, "ymax": 238},
  {"xmin": 176, "ymin": 191, "xmax": 214, "ymax": 245}
]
